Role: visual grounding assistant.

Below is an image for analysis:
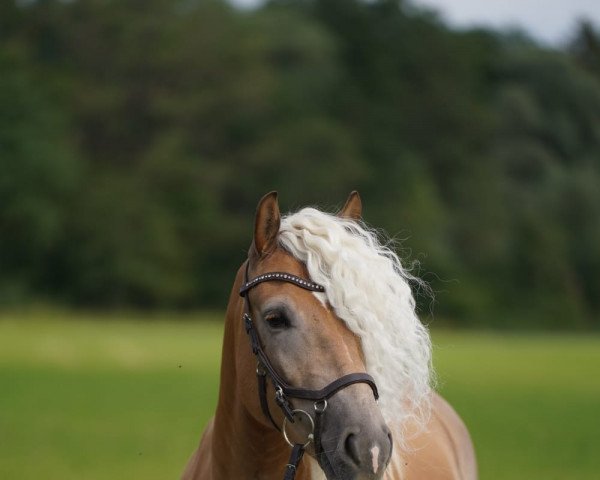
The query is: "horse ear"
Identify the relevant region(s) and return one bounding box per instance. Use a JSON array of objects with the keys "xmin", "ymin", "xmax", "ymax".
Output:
[
  {"xmin": 338, "ymin": 190, "xmax": 362, "ymax": 220},
  {"xmin": 254, "ymin": 191, "xmax": 281, "ymax": 256}
]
